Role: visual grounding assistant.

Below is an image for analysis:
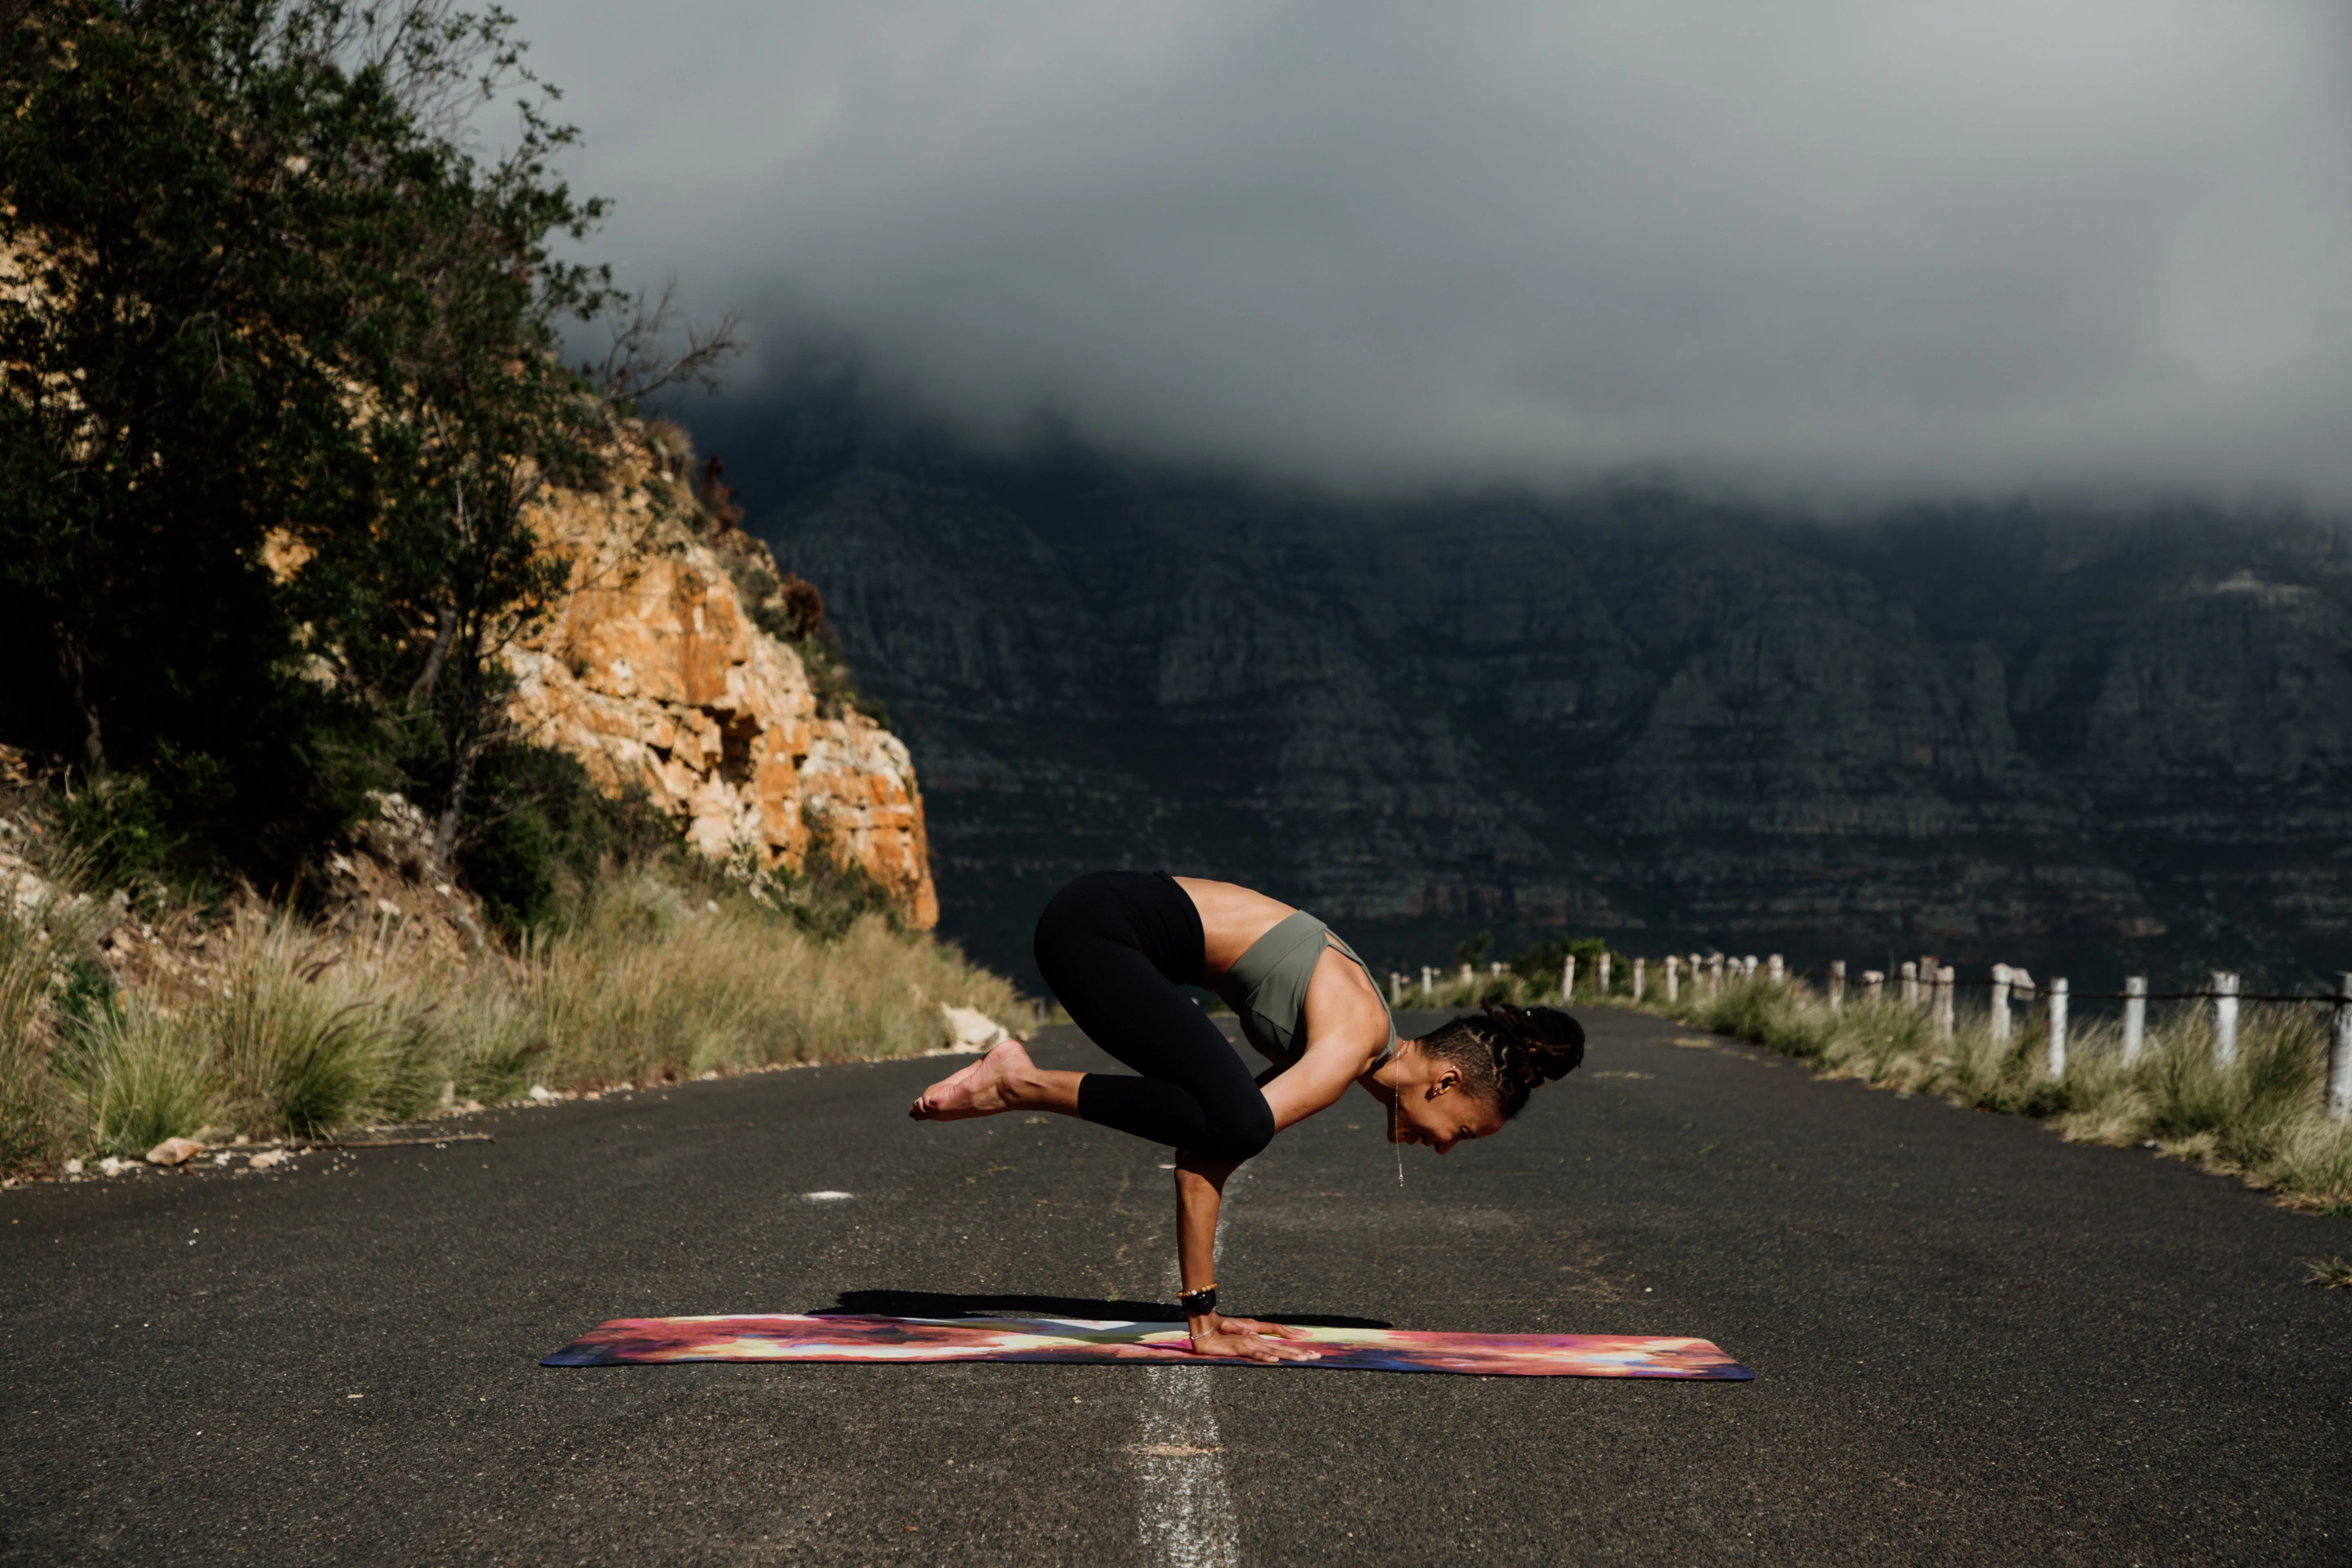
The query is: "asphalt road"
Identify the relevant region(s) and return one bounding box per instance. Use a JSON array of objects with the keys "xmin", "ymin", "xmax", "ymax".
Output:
[{"xmin": 4, "ymin": 1007, "xmax": 2348, "ymax": 1565}]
